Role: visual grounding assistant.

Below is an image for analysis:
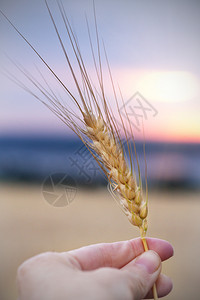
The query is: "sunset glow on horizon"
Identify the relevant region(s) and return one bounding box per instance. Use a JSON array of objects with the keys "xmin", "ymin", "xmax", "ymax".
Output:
[
  {"xmin": 111, "ymin": 69, "xmax": 200, "ymax": 143},
  {"xmin": 1, "ymin": 0, "xmax": 200, "ymax": 144},
  {"xmin": 1, "ymin": 66, "xmax": 200, "ymax": 144}
]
